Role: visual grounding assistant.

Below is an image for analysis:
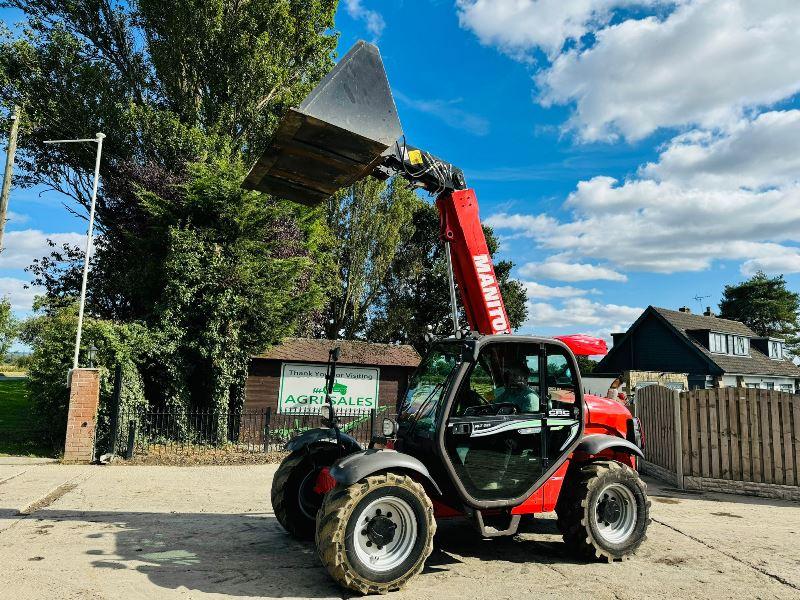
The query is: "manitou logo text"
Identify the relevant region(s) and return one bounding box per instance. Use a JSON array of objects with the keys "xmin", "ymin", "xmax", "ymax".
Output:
[{"xmin": 474, "ymin": 254, "xmax": 509, "ymax": 333}]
